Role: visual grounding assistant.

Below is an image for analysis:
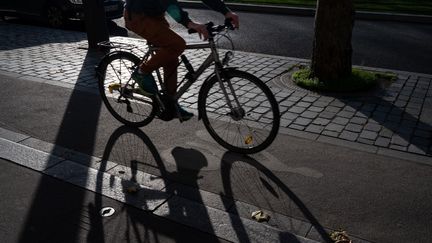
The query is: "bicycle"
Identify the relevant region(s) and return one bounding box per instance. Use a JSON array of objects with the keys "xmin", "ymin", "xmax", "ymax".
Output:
[{"xmin": 95, "ymin": 20, "xmax": 280, "ymax": 154}]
